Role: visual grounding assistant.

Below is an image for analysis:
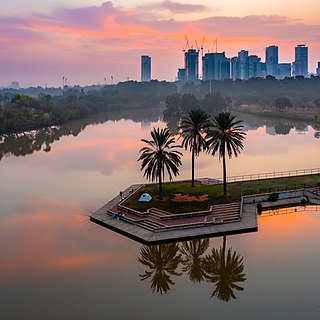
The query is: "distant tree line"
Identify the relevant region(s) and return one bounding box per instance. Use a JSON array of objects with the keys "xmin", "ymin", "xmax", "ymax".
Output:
[
  {"xmin": 2, "ymin": 76, "xmax": 320, "ymax": 134},
  {"xmin": 176, "ymin": 75, "xmax": 320, "ymax": 109},
  {"xmin": 0, "ymin": 80, "xmax": 176, "ymax": 134}
]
